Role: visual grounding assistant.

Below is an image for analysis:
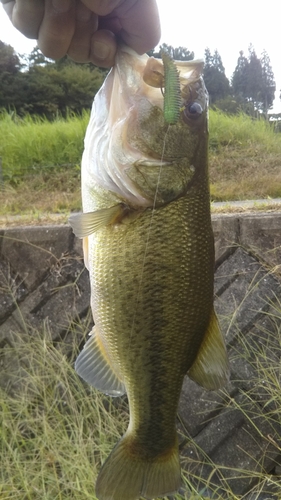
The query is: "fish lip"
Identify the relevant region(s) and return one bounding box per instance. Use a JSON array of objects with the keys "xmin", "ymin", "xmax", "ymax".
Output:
[{"xmin": 134, "ymin": 159, "xmax": 175, "ymax": 167}]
